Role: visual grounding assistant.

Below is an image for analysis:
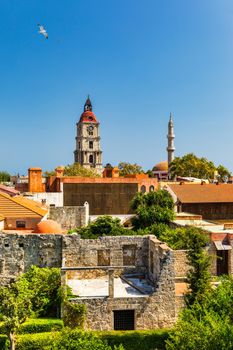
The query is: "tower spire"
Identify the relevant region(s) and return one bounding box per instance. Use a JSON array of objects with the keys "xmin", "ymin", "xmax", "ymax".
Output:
[
  {"xmin": 84, "ymin": 95, "xmax": 92, "ymax": 112},
  {"xmin": 167, "ymin": 113, "xmax": 175, "ymax": 167}
]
